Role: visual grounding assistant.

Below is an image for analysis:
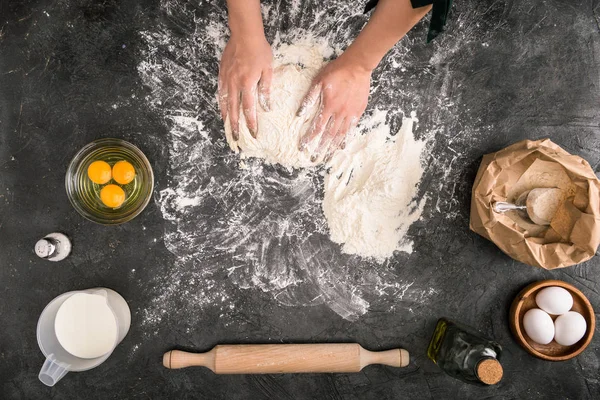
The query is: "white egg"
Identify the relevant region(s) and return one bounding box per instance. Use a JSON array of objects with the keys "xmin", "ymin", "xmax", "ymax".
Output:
[
  {"xmin": 554, "ymin": 311, "xmax": 587, "ymax": 346},
  {"xmin": 522, "ymin": 308, "xmax": 555, "ymax": 345},
  {"xmin": 535, "ymin": 286, "xmax": 573, "ymax": 315}
]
